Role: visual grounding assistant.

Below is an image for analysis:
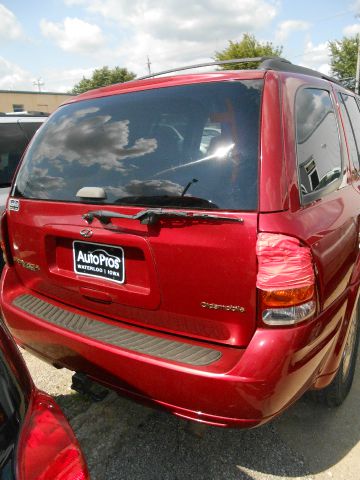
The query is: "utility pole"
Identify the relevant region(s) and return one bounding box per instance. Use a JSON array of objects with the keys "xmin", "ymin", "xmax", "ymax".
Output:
[
  {"xmin": 33, "ymin": 78, "xmax": 44, "ymax": 92},
  {"xmin": 146, "ymin": 56, "xmax": 152, "ymax": 75},
  {"xmin": 355, "ymin": 19, "xmax": 360, "ymax": 94}
]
